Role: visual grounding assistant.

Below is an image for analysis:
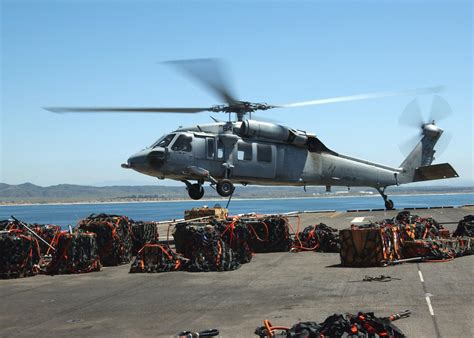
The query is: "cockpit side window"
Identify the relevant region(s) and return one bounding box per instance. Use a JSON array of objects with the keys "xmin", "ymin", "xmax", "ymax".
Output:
[
  {"xmin": 152, "ymin": 133, "xmax": 176, "ymax": 148},
  {"xmin": 171, "ymin": 134, "xmax": 193, "ymax": 152}
]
